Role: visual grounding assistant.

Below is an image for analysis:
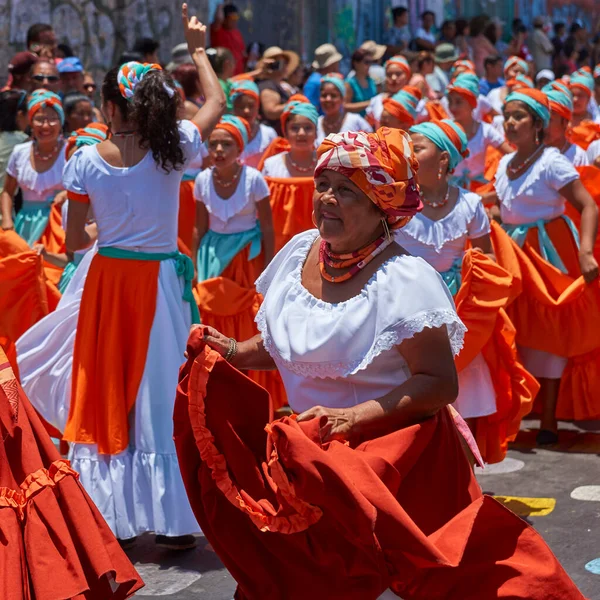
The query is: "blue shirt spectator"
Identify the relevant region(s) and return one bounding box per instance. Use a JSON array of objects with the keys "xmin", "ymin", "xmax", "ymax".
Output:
[{"xmin": 303, "ymin": 43, "xmax": 342, "ymax": 114}]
